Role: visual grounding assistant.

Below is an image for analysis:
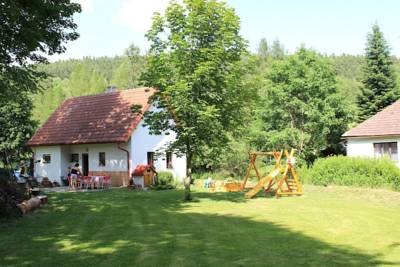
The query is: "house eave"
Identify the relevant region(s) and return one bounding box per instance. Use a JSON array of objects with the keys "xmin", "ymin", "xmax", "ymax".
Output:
[
  {"xmin": 26, "ymin": 139, "xmax": 129, "ymax": 147},
  {"xmin": 342, "ymin": 134, "xmax": 400, "ymax": 139}
]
